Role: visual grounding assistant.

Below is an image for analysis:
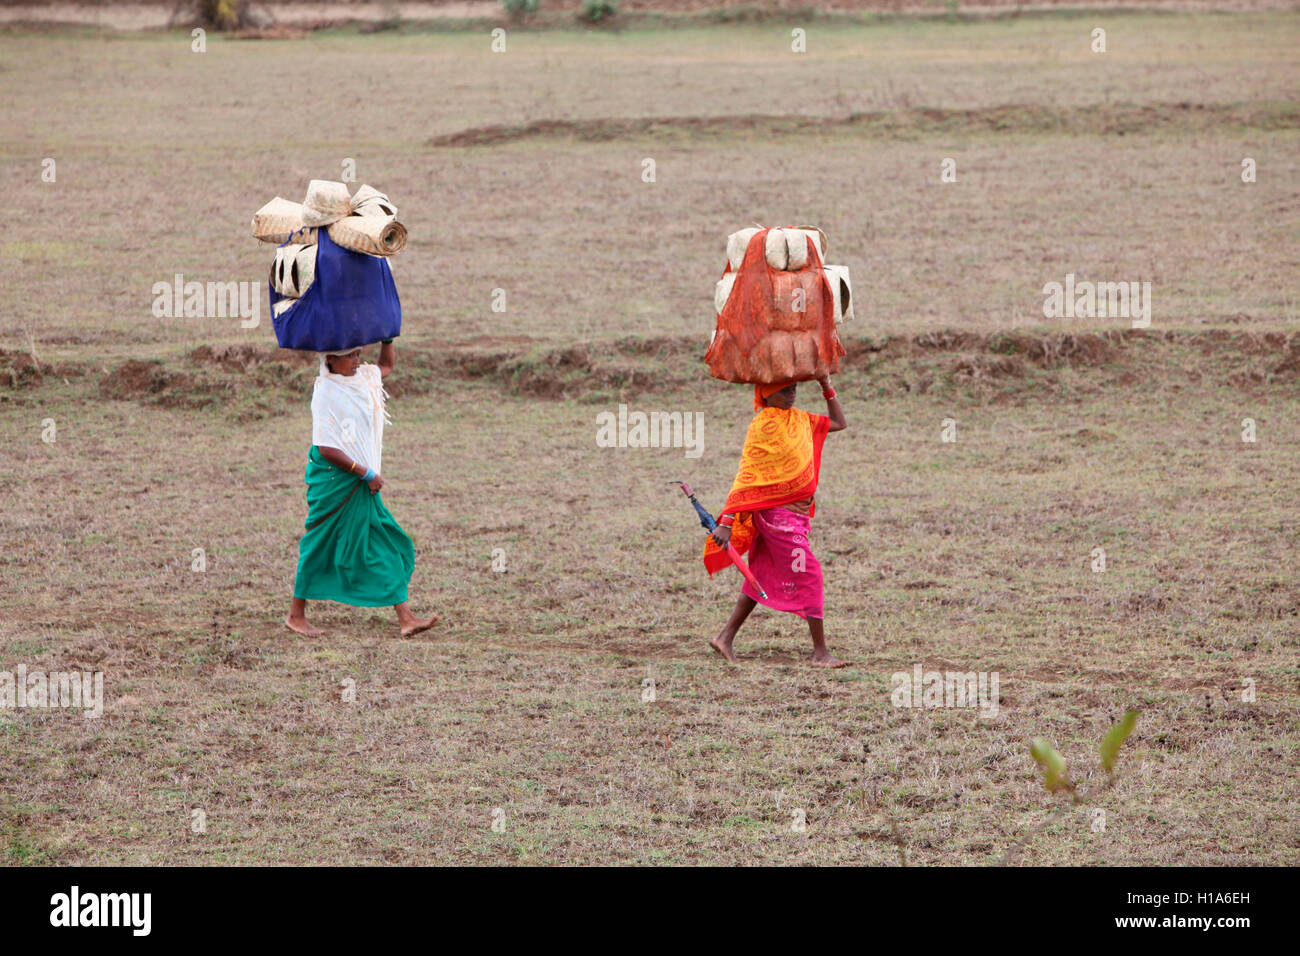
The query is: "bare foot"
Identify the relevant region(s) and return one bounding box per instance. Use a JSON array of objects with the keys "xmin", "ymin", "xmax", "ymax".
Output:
[
  {"xmin": 811, "ymin": 650, "xmax": 849, "ymax": 669},
  {"xmin": 285, "ymin": 615, "xmax": 324, "ymax": 637},
  {"xmin": 710, "ymin": 635, "xmax": 739, "ymax": 663},
  {"xmin": 400, "ymin": 614, "xmax": 439, "ymax": 638}
]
